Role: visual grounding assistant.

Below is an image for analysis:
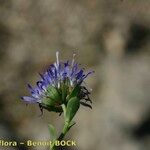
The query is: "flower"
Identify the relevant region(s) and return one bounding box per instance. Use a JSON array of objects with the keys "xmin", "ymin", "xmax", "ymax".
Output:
[{"xmin": 21, "ymin": 52, "xmax": 94, "ymax": 113}]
